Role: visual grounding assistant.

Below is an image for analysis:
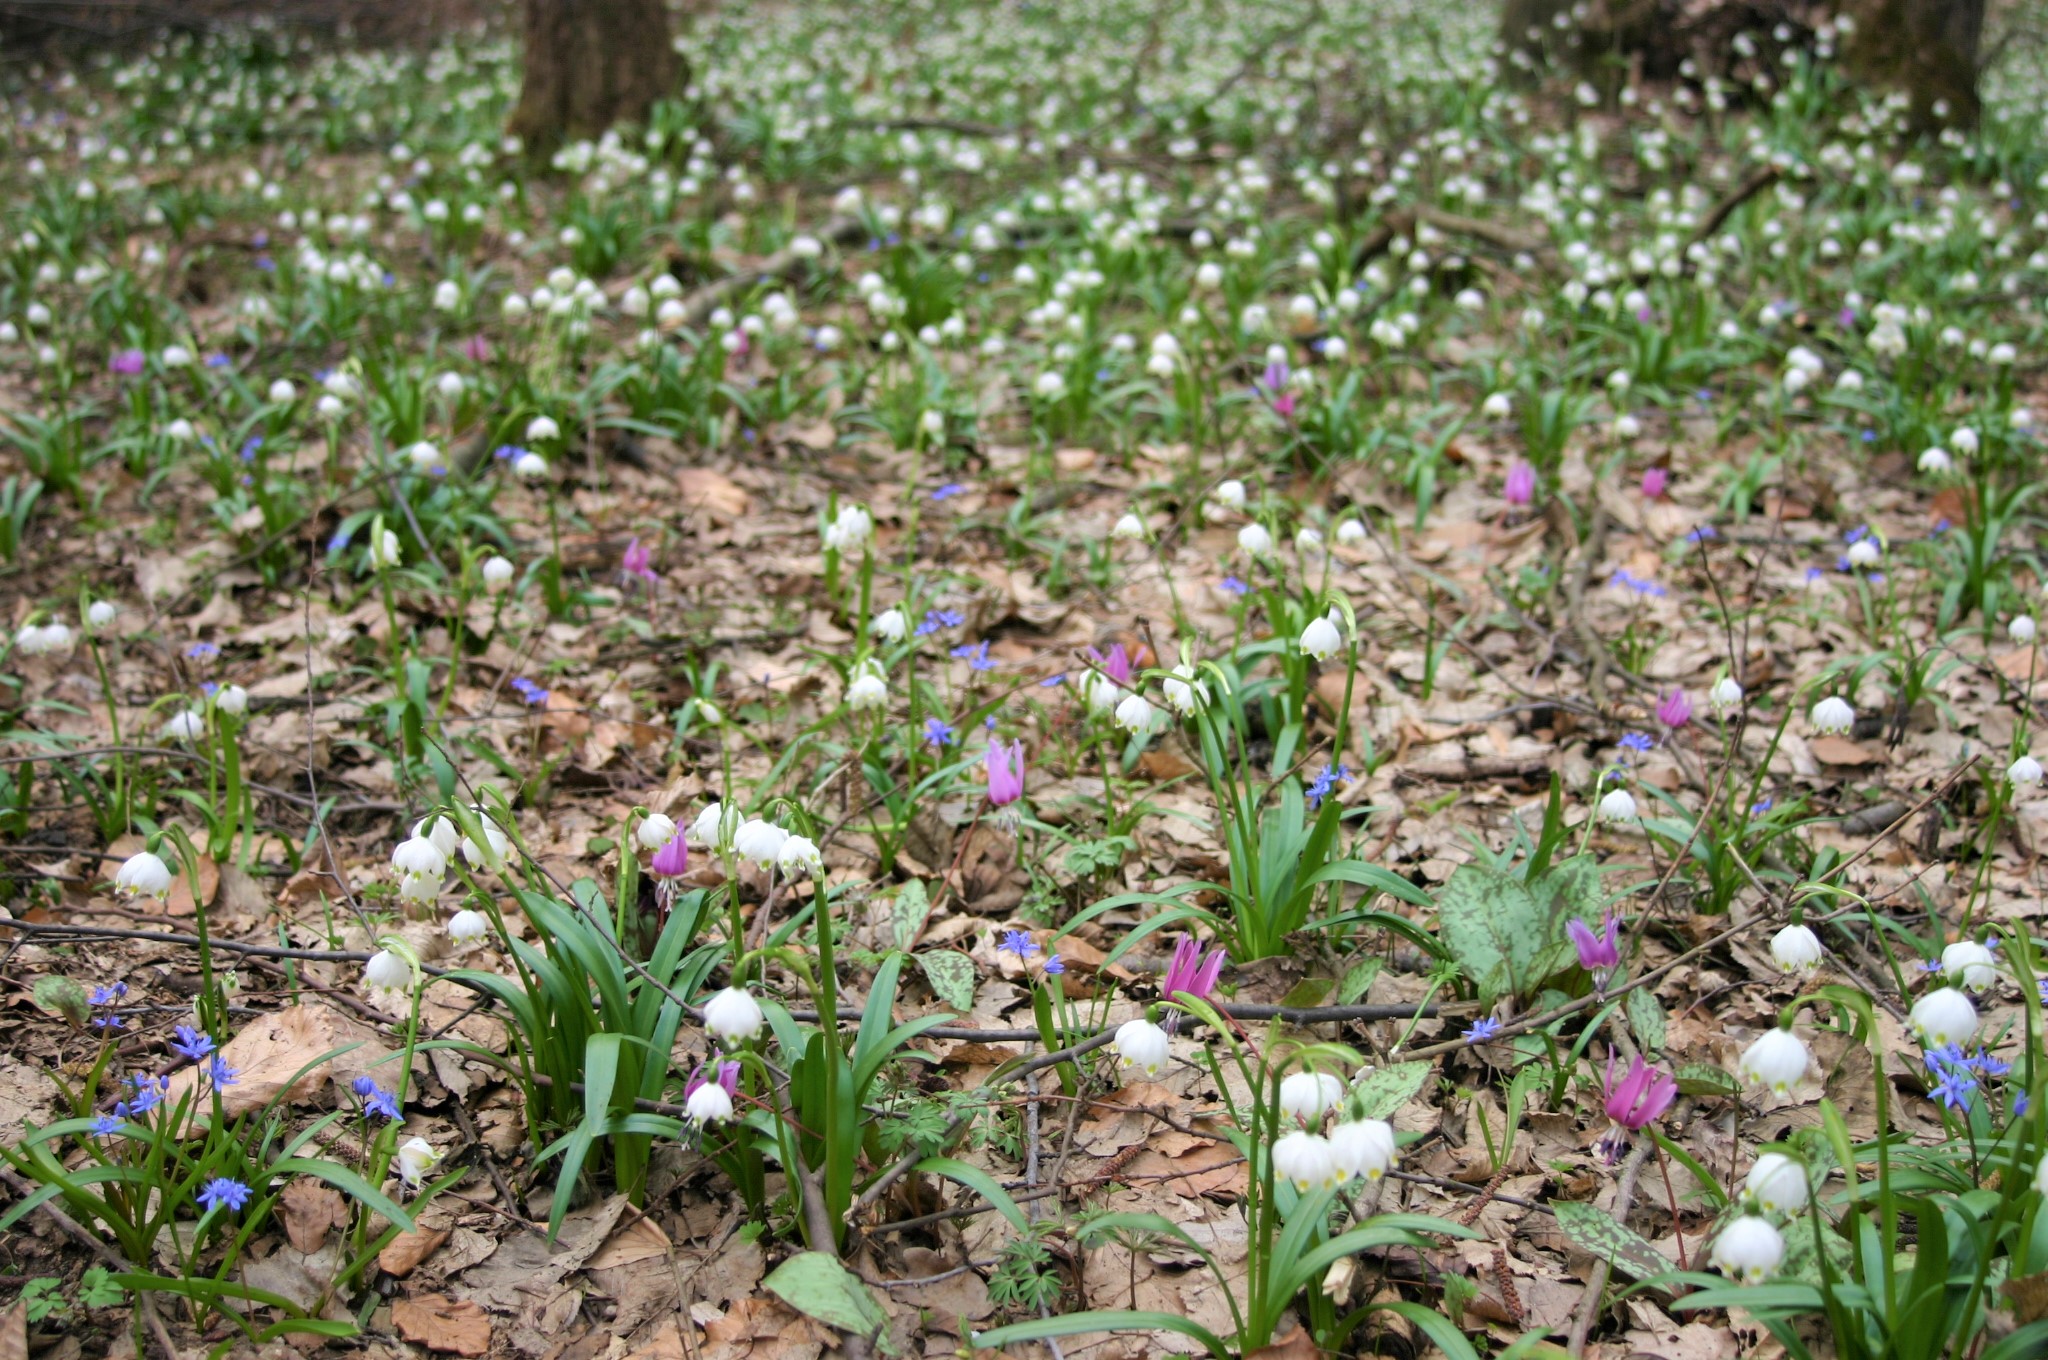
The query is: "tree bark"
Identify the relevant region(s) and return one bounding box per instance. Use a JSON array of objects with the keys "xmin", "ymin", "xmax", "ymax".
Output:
[
  {"xmin": 1841, "ymin": 0, "xmax": 1985, "ymax": 128},
  {"xmin": 507, "ymin": 0, "xmax": 679, "ymax": 150}
]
